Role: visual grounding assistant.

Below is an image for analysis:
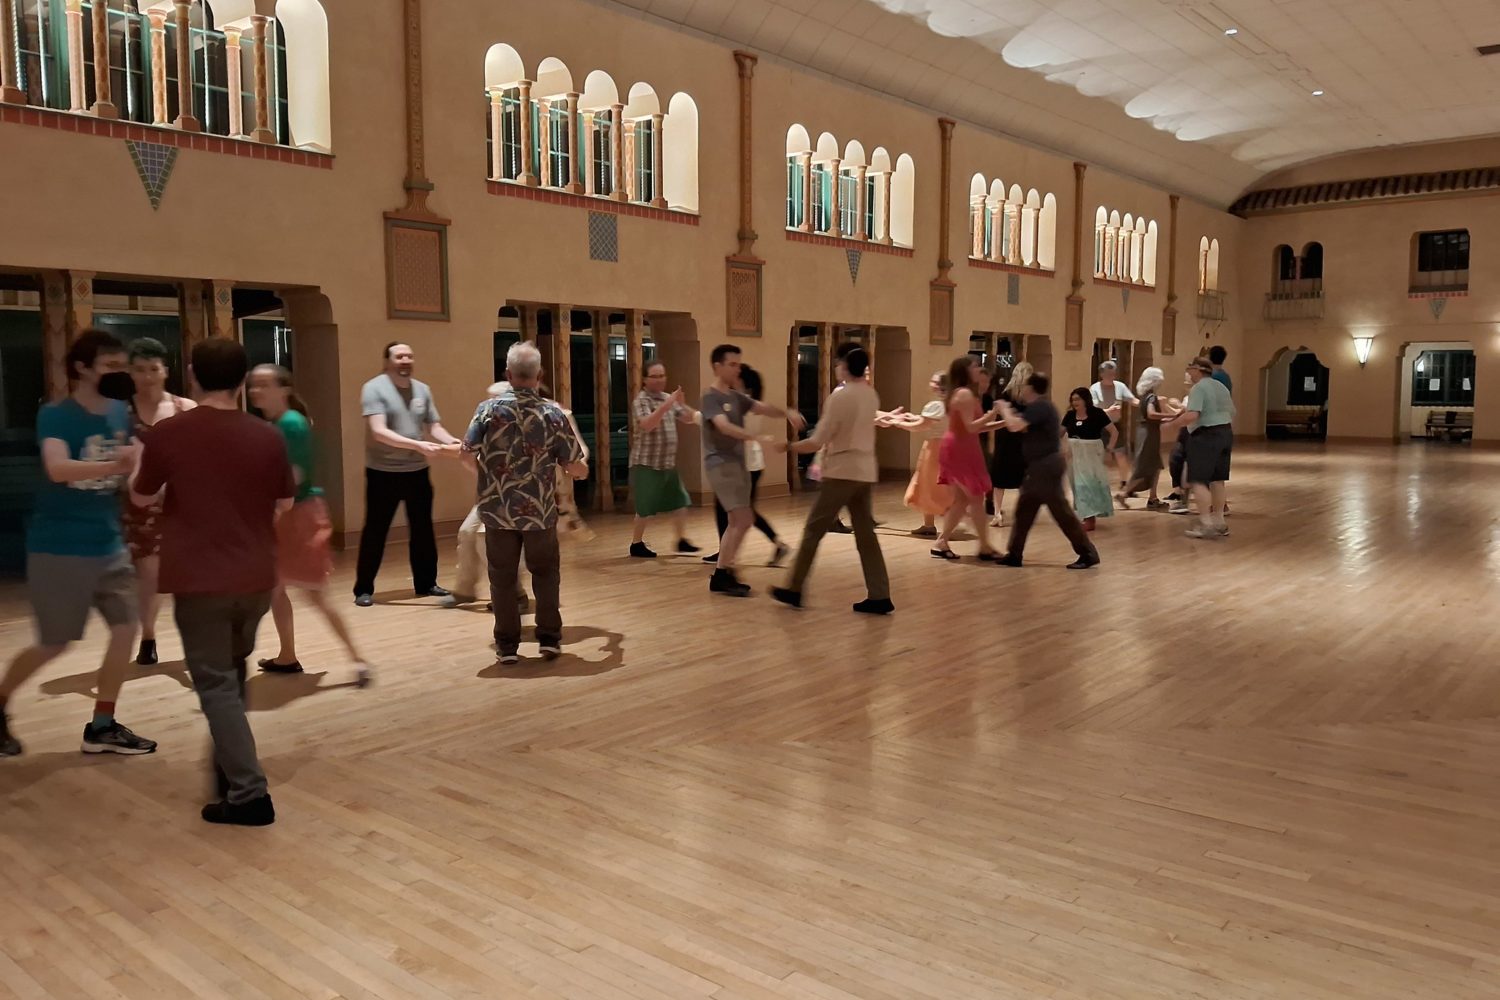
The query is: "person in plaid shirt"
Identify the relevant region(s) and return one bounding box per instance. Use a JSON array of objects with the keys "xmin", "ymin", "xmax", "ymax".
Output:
[
  {"xmin": 462, "ymin": 343, "xmax": 588, "ymax": 664},
  {"xmin": 627, "ymin": 361, "xmax": 702, "ymax": 559}
]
